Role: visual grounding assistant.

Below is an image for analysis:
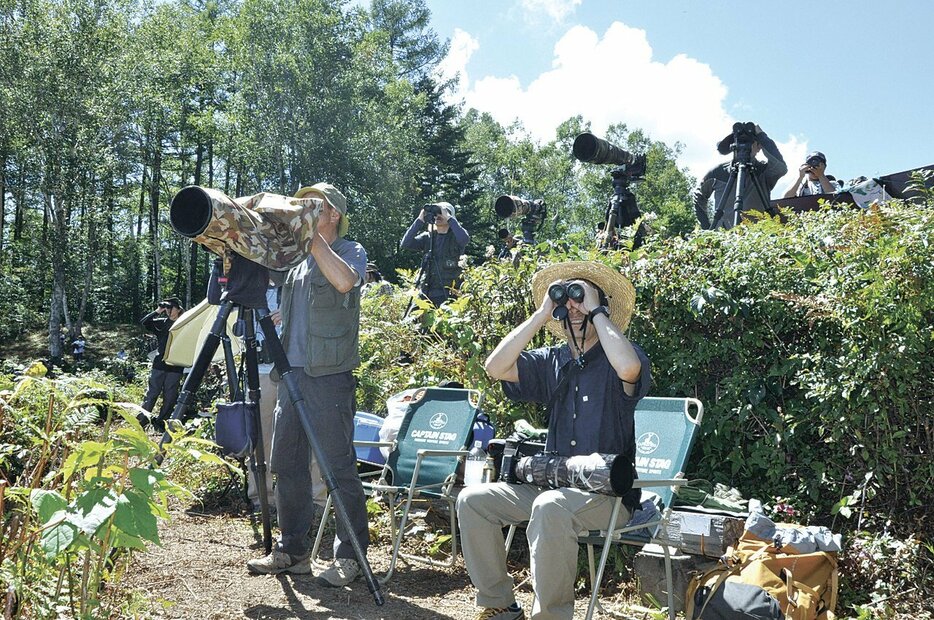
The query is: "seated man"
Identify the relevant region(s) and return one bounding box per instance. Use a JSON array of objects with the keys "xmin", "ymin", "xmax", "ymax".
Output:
[
  {"xmin": 783, "ymin": 151, "xmax": 837, "ymax": 198},
  {"xmin": 457, "ymin": 261, "xmax": 651, "ymax": 620}
]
